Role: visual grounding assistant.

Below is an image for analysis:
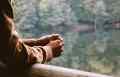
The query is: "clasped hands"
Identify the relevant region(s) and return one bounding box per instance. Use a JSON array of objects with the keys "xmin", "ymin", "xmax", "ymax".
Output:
[{"xmin": 23, "ymin": 34, "xmax": 64, "ymax": 58}]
